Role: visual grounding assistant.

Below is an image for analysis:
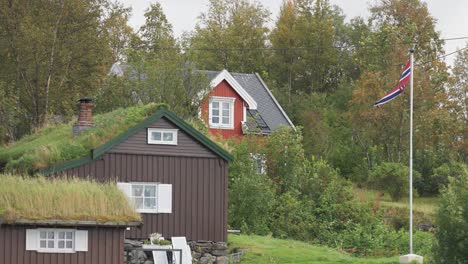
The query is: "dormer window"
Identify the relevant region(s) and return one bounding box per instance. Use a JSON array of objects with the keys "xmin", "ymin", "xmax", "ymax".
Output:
[
  {"xmin": 147, "ymin": 128, "xmax": 178, "ymax": 145},
  {"xmin": 209, "ymin": 97, "xmax": 235, "ymax": 129}
]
